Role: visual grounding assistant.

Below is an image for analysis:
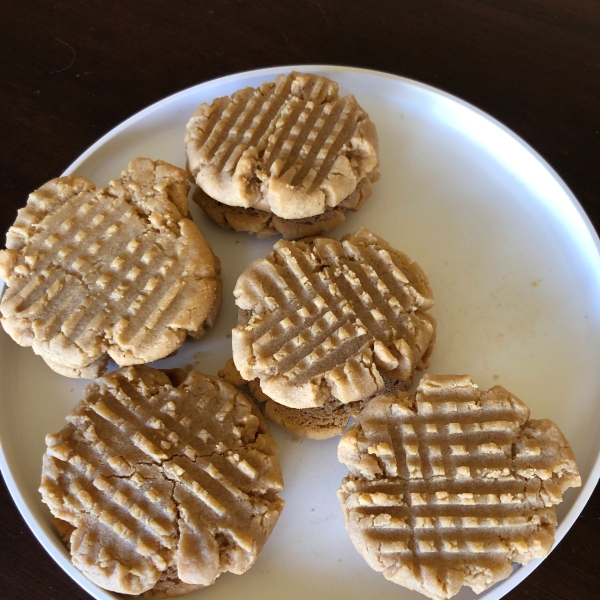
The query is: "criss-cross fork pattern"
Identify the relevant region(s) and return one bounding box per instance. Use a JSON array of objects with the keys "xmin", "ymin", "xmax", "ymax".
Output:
[
  {"xmin": 40, "ymin": 366, "xmax": 284, "ymax": 594},
  {"xmin": 187, "ymin": 72, "xmax": 365, "ymax": 189},
  {"xmin": 339, "ymin": 375, "xmax": 580, "ymax": 576},
  {"xmin": 233, "ymin": 230, "xmax": 435, "ymax": 406},
  {"xmin": 0, "ymin": 159, "xmax": 219, "ymax": 376}
]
